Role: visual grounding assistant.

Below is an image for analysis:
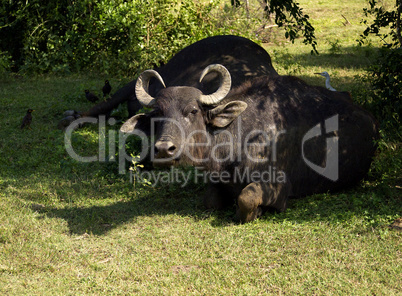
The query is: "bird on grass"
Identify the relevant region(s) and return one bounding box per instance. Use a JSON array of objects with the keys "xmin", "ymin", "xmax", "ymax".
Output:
[
  {"xmin": 84, "ymin": 90, "xmax": 99, "ymax": 103},
  {"xmin": 21, "ymin": 109, "xmax": 34, "ymax": 129},
  {"xmin": 315, "ymin": 71, "xmax": 337, "ymax": 91},
  {"xmin": 102, "ymin": 80, "xmax": 112, "ymax": 98}
]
